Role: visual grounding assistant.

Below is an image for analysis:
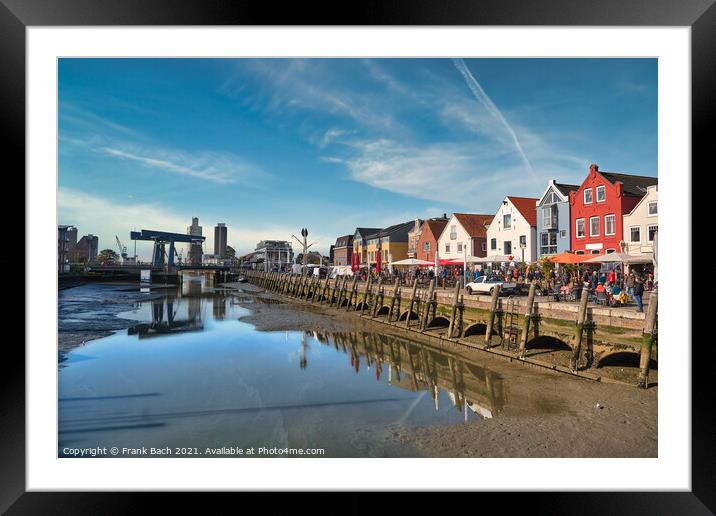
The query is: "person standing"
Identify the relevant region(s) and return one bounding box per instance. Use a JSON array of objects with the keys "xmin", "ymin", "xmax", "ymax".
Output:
[
  {"xmin": 608, "ymin": 268, "xmax": 616, "ymax": 286},
  {"xmin": 633, "ymin": 276, "xmax": 645, "ymax": 312},
  {"xmin": 626, "ymin": 272, "xmax": 635, "ymax": 301}
]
